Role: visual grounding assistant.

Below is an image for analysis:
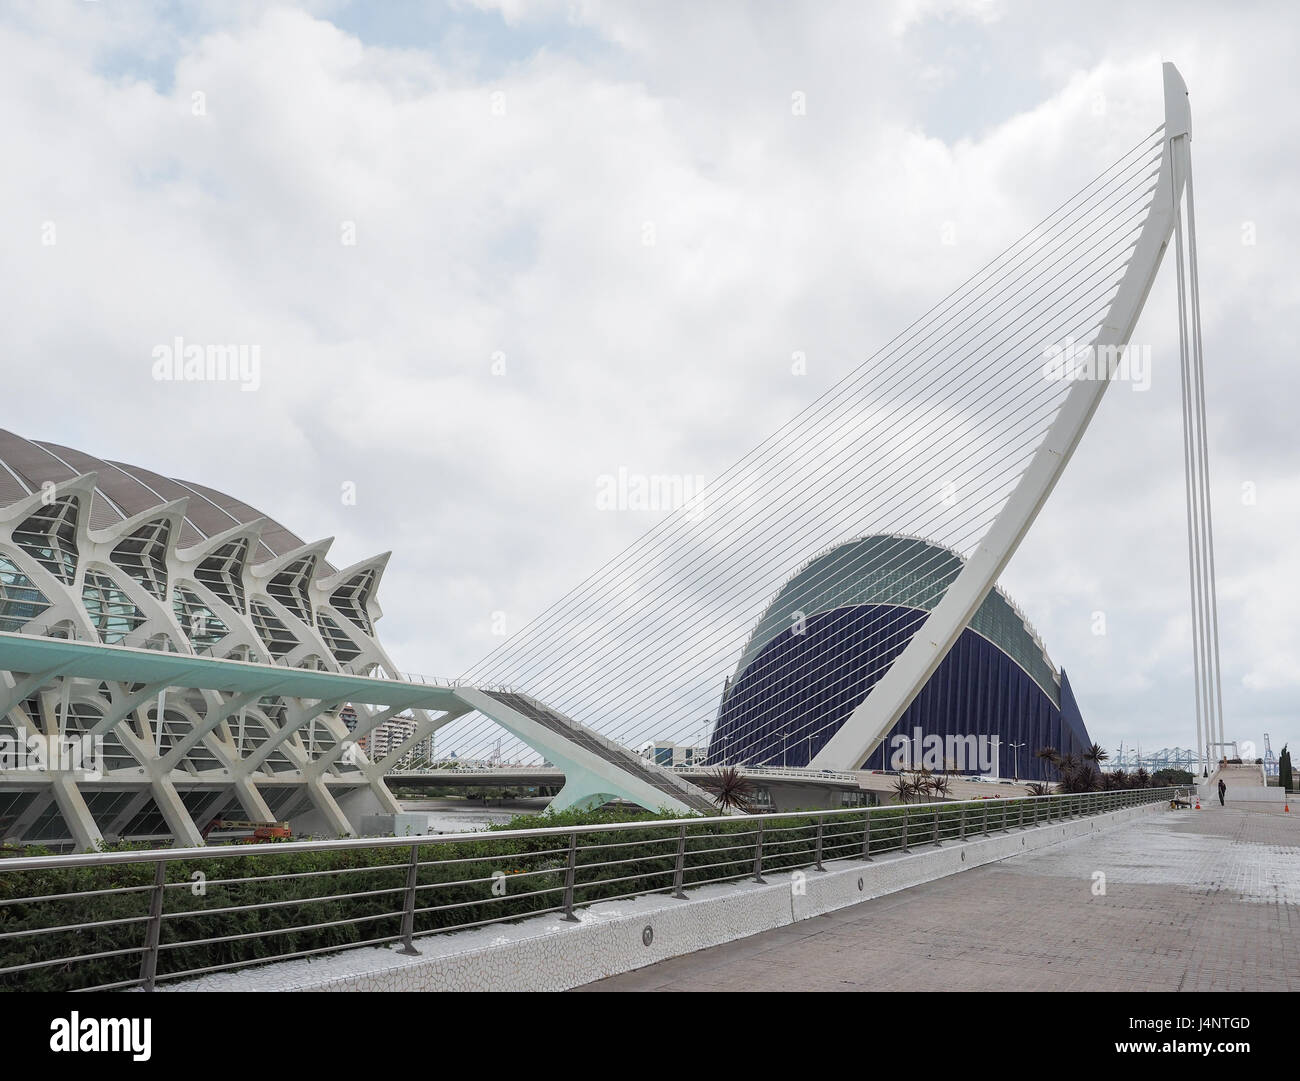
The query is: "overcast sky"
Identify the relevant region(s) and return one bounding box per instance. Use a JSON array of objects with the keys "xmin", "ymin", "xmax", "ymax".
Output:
[{"xmin": 2, "ymin": 0, "xmax": 1296, "ymax": 762}]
